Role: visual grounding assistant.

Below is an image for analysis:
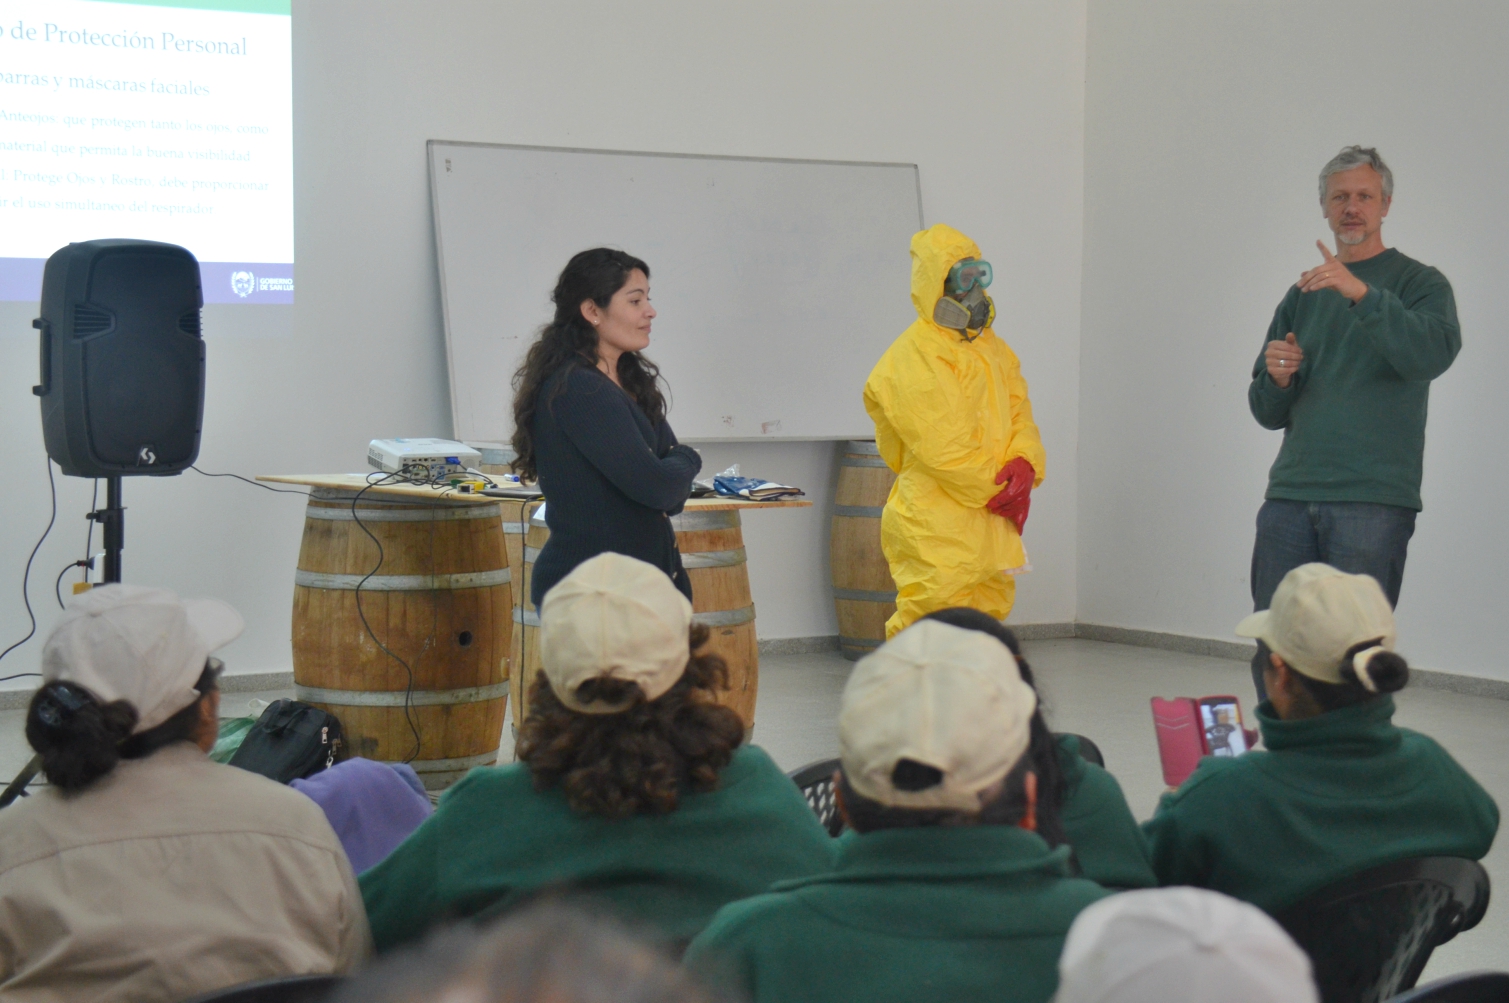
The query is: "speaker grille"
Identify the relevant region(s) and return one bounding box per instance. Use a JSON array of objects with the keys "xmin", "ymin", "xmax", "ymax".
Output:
[
  {"xmin": 73, "ymin": 304, "xmax": 114, "ymax": 336},
  {"xmin": 178, "ymin": 310, "xmax": 201, "ymax": 336}
]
